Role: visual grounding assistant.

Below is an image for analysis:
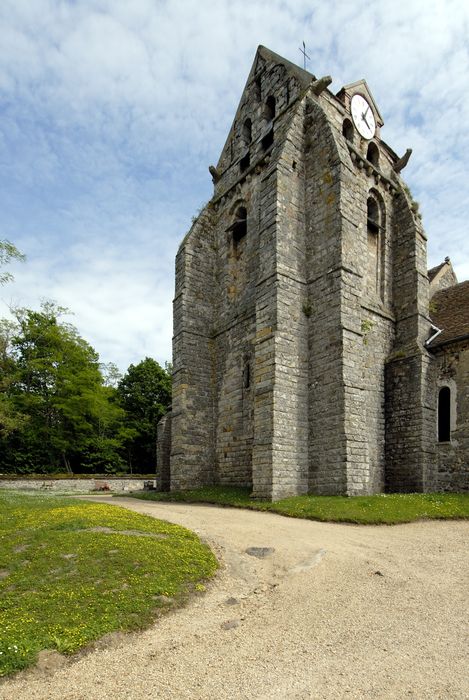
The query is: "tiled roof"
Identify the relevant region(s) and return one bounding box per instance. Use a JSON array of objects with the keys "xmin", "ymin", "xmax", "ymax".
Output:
[
  {"xmin": 430, "ymin": 280, "xmax": 469, "ymax": 347},
  {"xmin": 428, "ymin": 262, "xmax": 446, "ymax": 282}
]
